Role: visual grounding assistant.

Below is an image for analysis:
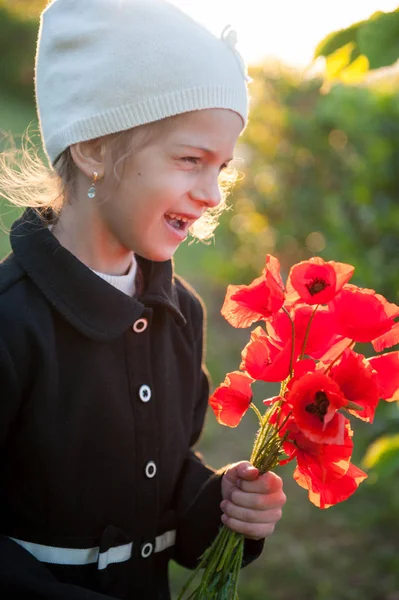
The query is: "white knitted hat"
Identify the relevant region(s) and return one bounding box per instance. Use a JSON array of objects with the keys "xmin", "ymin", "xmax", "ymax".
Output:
[{"xmin": 35, "ymin": 0, "xmax": 249, "ymax": 165}]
